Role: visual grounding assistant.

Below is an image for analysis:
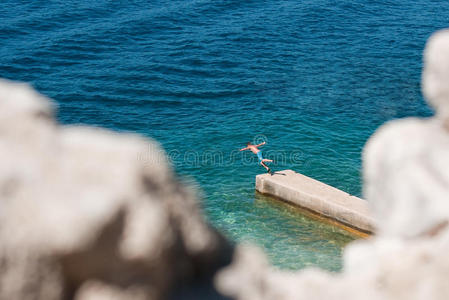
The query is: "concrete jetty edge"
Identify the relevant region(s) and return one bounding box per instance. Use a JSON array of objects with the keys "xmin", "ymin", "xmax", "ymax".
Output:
[{"xmin": 255, "ymin": 169, "xmax": 375, "ymax": 234}]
